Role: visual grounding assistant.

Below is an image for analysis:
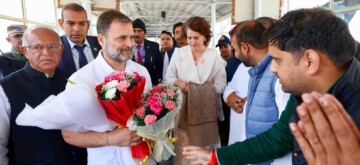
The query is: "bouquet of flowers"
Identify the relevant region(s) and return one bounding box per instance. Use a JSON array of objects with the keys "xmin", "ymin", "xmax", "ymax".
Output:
[
  {"xmin": 95, "ymin": 71, "xmax": 150, "ymax": 162},
  {"xmin": 127, "ymin": 83, "xmax": 183, "ymax": 162}
]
